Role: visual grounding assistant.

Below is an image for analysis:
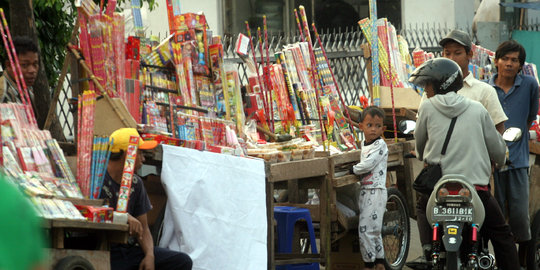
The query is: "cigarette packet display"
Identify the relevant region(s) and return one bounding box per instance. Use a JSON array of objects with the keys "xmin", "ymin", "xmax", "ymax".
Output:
[{"xmin": 75, "ymin": 205, "xmax": 114, "ymax": 223}]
